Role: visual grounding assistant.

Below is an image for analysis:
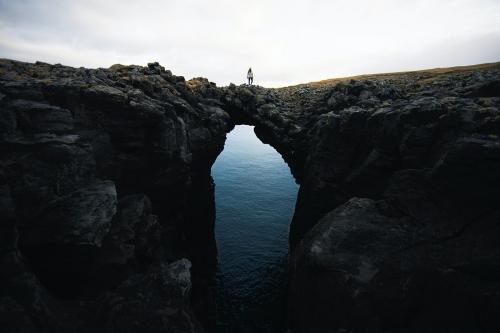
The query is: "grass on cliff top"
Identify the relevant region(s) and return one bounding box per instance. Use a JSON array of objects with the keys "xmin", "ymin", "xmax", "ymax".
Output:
[{"xmin": 291, "ymin": 61, "xmax": 500, "ymax": 88}]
